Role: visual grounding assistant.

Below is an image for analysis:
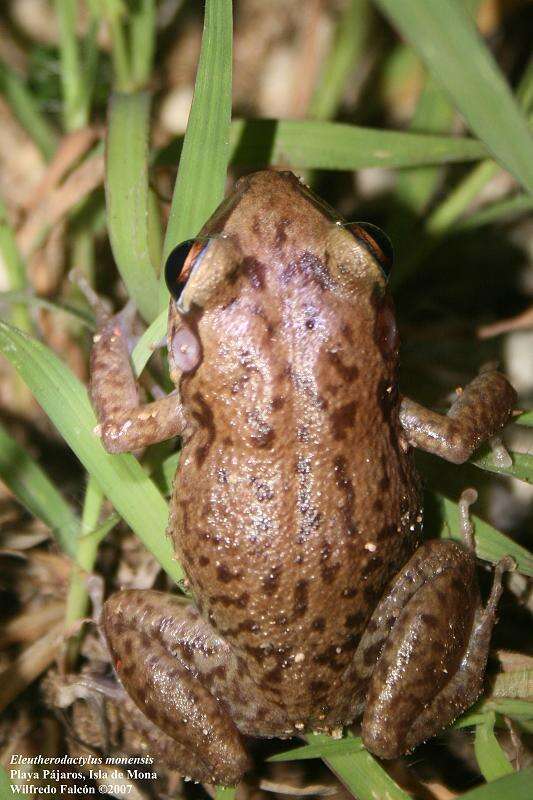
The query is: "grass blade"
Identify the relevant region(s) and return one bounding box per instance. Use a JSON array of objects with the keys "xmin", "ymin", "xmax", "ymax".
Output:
[
  {"xmin": 64, "ymin": 476, "xmax": 104, "ymax": 666},
  {"xmin": 306, "ymin": 733, "xmax": 411, "ymax": 800},
  {"xmin": 308, "ymin": 0, "xmax": 371, "ymax": 121},
  {"xmin": 0, "ymin": 421, "xmax": 79, "ymax": 558},
  {"xmin": 54, "ymin": 0, "xmax": 89, "ymax": 130},
  {"xmin": 0, "ymin": 290, "xmax": 95, "ymax": 328},
  {"xmin": 131, "ymin": 309, "xmax": 168, "ymax": 377},
  {"xmin": 474, "ymin": 712, "xmax": 514, "ymax": 782},
  {"xmin": 435, "ymin": 493, "xmax": 533, "ymax": 577},
  {"xmin": 0, "ymin": 60, "xmax": 58, "ymax": 160},
  {"xmin": 0, "ymin": 195, "xmax": 32, "ymax": 333},
  {"xmin": 400, "ymin": 81, "xmax": 454, "ymax": 205},
  {"xmin": 159, "ymin": 119, "xmax": 488, "ymax": 172},
  {"xmin": 269, "ymin": 738, "xmax": 364, "ymax": 762},
  {"xmin": 472, "ymin": 449, "xmax": 533, "ymax": 486},
  {"xmin": 459, "ymin": 768, "xmax": 533, "ymax": 799},
  {"xmin": 0, "ymin": 321, "xmax": 182, "ymax": 583},
  {"xmin": 457, "ymin": 698, "xmax": 533, "ymax": 728},
  {"xmin": 215, "ymin": 788, "xmax": 236, "ymax": 800},
  {"xmin": 0, "ymin": 765, "xmax": 12, "ymax": 795},
  {"xmin": 130, "ymin": 0, "xmax": 156, "ymax": 87},
  {"xmin": 372, "ymin": 0, "xmax": 533, "ymax": 194},
  {"xmin": 162, "ymin": 0, "xmax": 233, "ymax": 297},
  {"xmin": 456, "ymin": 194, "xmax": 533, "ymax": 230},
  {"xmin": 106, "ymin": 91, "xmax": 160, "ymax": 322}
]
